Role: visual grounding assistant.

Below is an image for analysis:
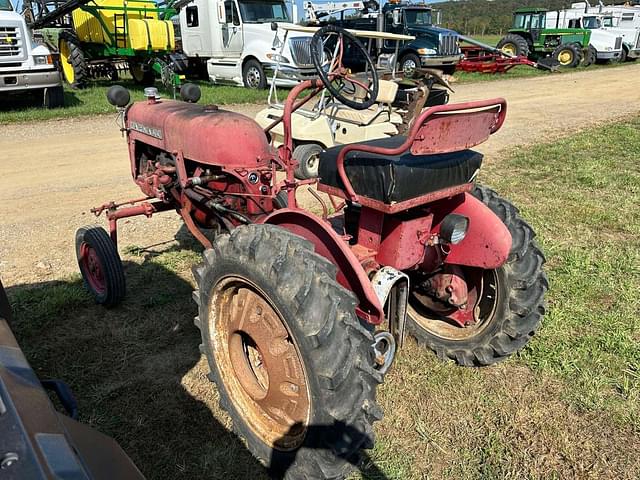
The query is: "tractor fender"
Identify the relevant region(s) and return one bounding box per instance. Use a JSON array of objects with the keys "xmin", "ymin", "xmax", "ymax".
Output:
[
  {"xmin": 436, "ymin": 192, "xmax": 512, "ymax": 269},
  {"xmin": 262, "ymin": 208, "xmax": 384, "ymax": 325}
]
